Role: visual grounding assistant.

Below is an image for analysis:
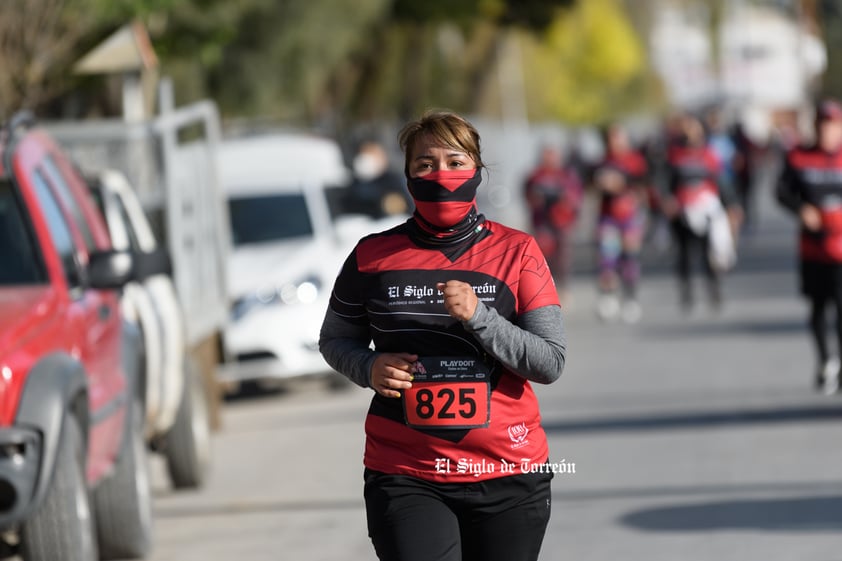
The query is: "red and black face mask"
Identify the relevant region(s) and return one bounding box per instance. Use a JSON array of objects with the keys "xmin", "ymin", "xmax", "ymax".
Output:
[{"xmin": 407, "ymin": 168, "xmax": 482, "ymax": 229}]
